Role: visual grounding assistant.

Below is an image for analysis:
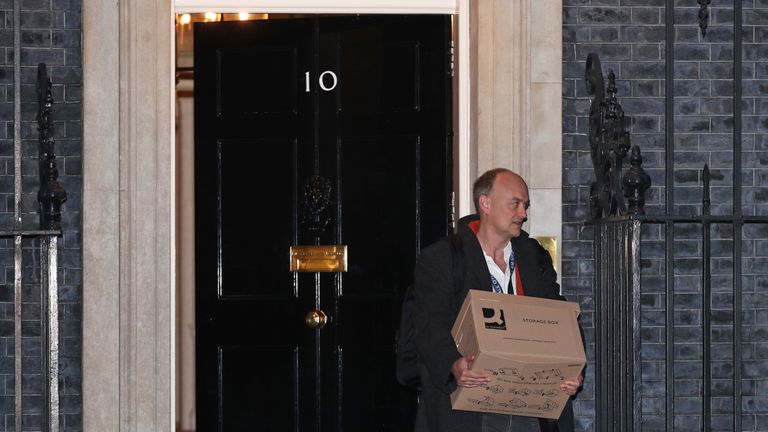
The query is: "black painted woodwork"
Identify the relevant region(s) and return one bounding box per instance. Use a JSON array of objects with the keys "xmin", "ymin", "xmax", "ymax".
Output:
[{"xmin": 195, "ymin": 16, "xmax": 451, "ymax": 432}]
